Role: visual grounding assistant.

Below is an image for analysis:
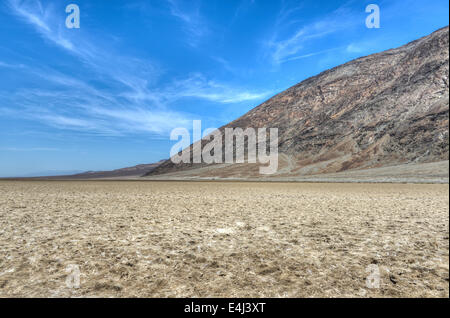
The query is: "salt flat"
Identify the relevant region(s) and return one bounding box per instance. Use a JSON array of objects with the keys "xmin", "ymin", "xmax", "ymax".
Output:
[{"xmin": 0, "ymin": 181, "xmax": 448, "ymax": 297}]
